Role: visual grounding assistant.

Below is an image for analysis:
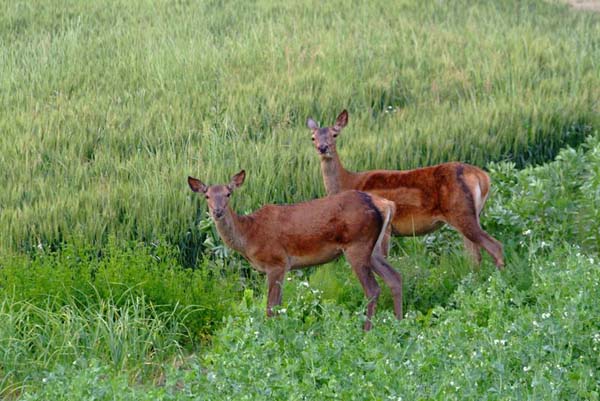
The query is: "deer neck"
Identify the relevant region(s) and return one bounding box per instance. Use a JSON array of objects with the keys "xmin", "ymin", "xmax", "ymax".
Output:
[
  {"xmin": 212, "ymin": 206, "xmax": 250, "ymax": 254},
  {"xmin": 321, "ymin": 152, "xmax": 353, "ymax": 195}
]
